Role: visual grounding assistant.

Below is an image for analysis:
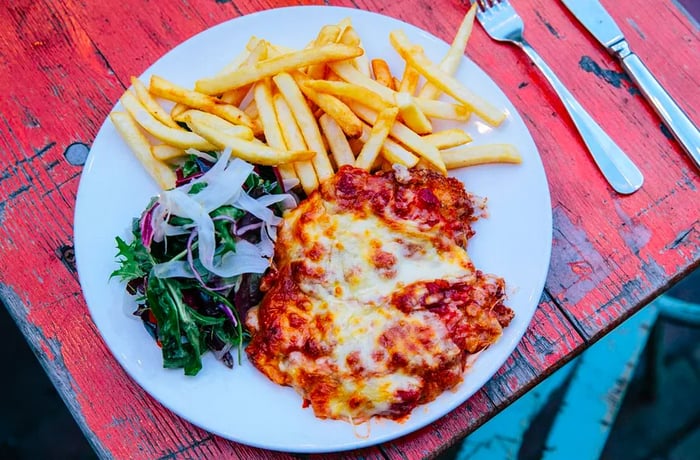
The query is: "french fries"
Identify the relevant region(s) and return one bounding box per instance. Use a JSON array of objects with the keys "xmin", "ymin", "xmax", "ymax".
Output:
[
  {"xmin": 293, "ymin": 71, "xmax": 363, "ymax": 138},
  {"xmin": 441, "ymin": 144, "xmax": 522, "ymax": 169},
  {"xmin": 319, "ymin": 114, "xmax": 355, "ymax": 167},
  {"xmin": 394, "ymin": 91, "xmax": 432, "ymax": 135},
  {"xmin": 131, "ymin": 77, "xmax": 180, "ymax": 129},
  {"xmin": 220, "ymin": 39, "xmax": 269, "ymax": 106},
  {"xmin": 419, "ymin": 3, "xmax": 478, "ymax": 100},
  {"xmin": 150, "ymin": 75, "xmax": 254, "ymax": 129},
  {"xmin": 371, "ymin": 59, "xmax": 396, "ymax": 90},
  {"xmin": 110, "ymin": 7, "xmax": 520, "ymax": 193},
  {"xmin": 423, "ymin": 128, "xmax": 473, "ymax": 149},
  {"xmin": 120, "ymin": 91, "xmax": 216, "ymax": 151},
  {"xmin": 110, "ymin": 111, "xmax": 176, "ymax": 190},
  {"xmin": 349, "ymin": 102, "xmax": 446, "ymax": 174},
  {"xmin": 389, "ymin": 30, "xmax": 506, "ymax": 126},
  {"xmin": 398, "ymin": 65, "xmax": 421, "ymax": 95},
  {"xmin": 181, "ymin": 110, "xmax": 315, "ymax": 166},
  {"xmin": 195, "ymin": 44, "xmax": 364, "ymax": 94},
  {"xmin": 272, "ymin": 94, "xmax": 319, "ymax": 195},
  {"xmin": 152, "ymin": 144, "xmax": 186, "ymax": 162},
  {"xmin": 355, "ymin": 107, "xmax": 399, "ymax": 170},
  {"xmin": 254, "ymin": 79, "xmax": 298, "ymax": 184},
  {"xmin": 273, "ymin": 72, "xmax": 334, "ymax": 181}
]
